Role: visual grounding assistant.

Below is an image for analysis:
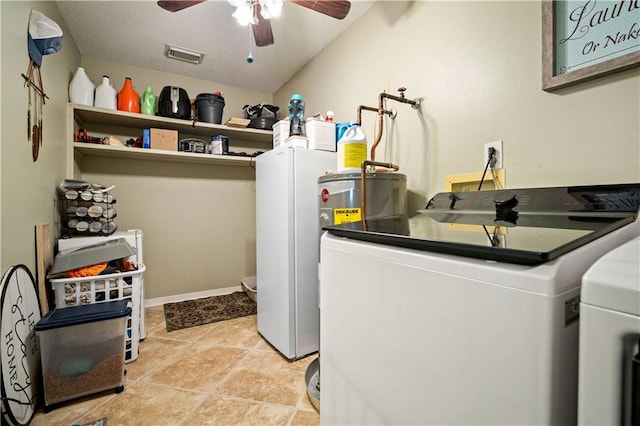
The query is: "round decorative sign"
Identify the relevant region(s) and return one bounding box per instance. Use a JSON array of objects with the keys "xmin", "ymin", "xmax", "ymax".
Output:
[{"xmin": 1, "ymin": 265, "xmax": 42, "ymax": 426}]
